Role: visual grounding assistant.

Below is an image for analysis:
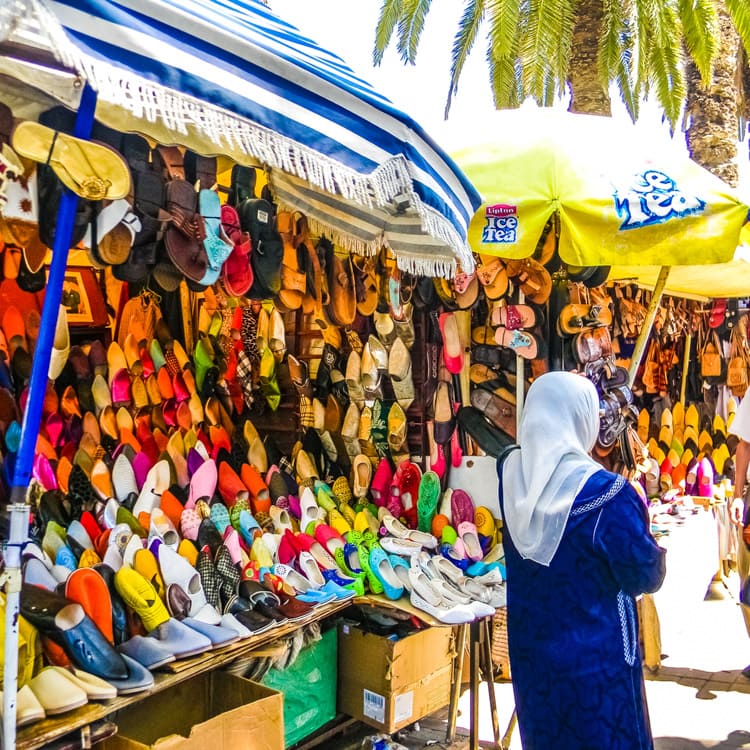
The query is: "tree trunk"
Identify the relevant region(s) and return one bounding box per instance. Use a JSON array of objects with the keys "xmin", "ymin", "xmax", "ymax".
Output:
[
  {"xmin": 567, "ymin": 0, "xmax": 611, "ymax": 116},
  {"xmin": 685, "ymin": 4, "xmax": 740, "ymax": 187}
]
